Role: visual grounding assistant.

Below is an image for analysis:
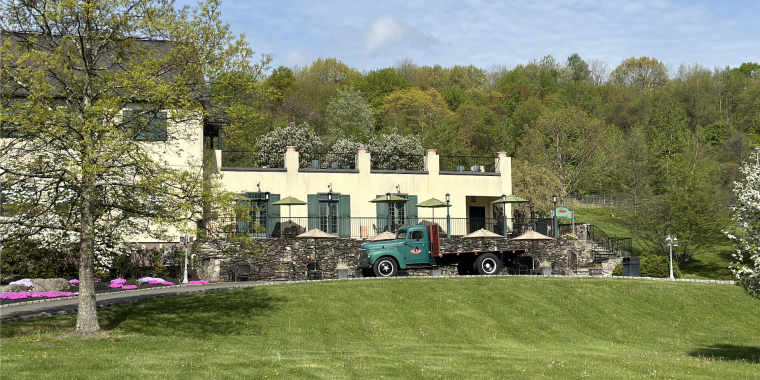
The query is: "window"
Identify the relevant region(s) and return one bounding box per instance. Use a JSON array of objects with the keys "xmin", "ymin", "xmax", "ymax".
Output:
[
  {"xmin": 308, "ymin": 193, "xmax": 350, "ymax": 237},
  {"xmin": 396, "ymin": 229, "xmax": 407, "ymax": 240},
  {"xmin": 410, "ymin": 230, "xmax": 424, "ymax": 240},
  {"xmin": 318, "ymin": 193, "xmax": 339, "ymax": 234},
  {"xmin": 0, "ymin": 108, "xmax": 20, "ymax": 138},
  {"xmin": 124, "ymin": 110, "xmax": 168, "ymax": 141}
]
